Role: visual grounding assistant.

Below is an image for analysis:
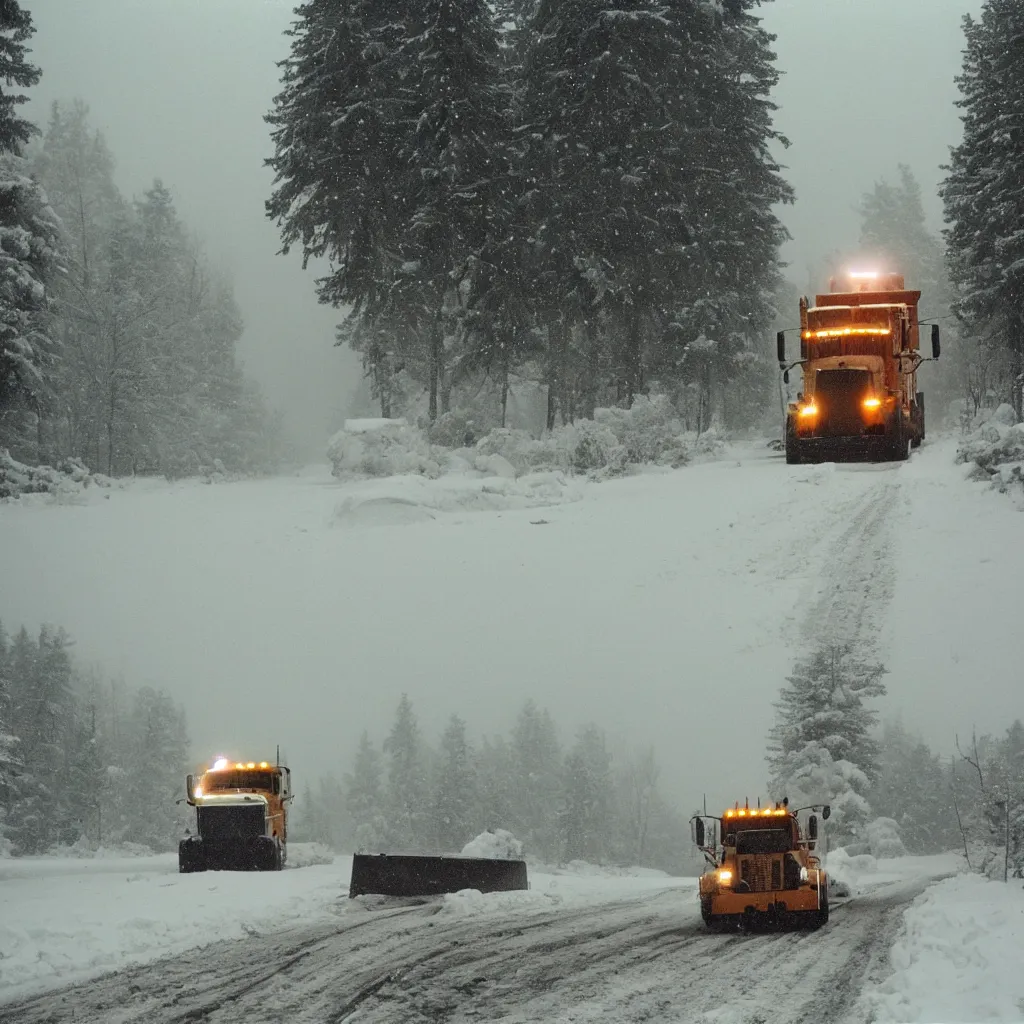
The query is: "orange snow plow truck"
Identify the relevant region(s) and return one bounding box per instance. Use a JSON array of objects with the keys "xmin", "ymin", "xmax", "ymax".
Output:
[
  {"xmin": 179, "ymin": 757, "xmax": 292, "ymax": 872},
  {"xmin": 691, "ymin": 799, "xmax": 831, "ymax": 929},
  {"xmin": 778, "ymin": 271, "xmax": 941, "ymax": 464}
]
